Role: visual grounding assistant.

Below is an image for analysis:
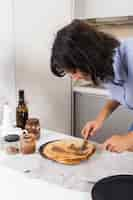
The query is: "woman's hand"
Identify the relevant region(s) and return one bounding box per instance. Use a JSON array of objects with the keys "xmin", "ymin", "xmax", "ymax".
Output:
[
  {"xmin": 81, "ymin": 120, "xmax": 103, "ymax": 139},
  {"xmin": 81, "ymin": 100, "xmax": 120, "ymax": 140},
  {"xmin": 103, "ymin": 134, "xmax": 133, "ymax": 153}
]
